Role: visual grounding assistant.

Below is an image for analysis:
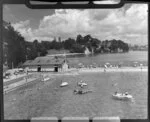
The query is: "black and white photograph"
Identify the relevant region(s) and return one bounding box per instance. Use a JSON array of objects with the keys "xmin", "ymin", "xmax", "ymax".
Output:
[{"xmin": 2, "ymin": 1, "xmax": 148, "ymax": 120}]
